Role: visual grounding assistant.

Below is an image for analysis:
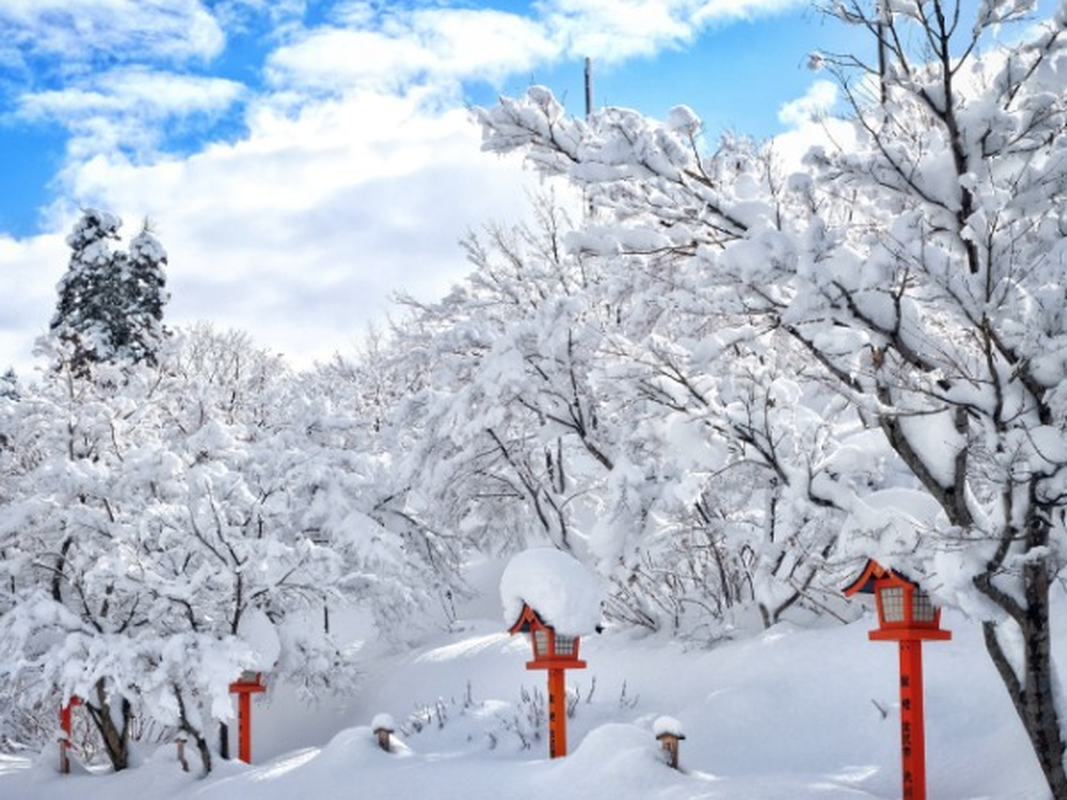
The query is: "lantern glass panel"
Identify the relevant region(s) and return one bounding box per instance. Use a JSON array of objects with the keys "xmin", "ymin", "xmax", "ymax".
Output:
[
  {"xmin": 879, "ymin": 586, "xmax": 906, "ymax": 623},
  {"xmin": 555, "ymin": 634, "xmax": 576, "ymax": 657},
  {"xmin": 912, "ymin": 590, "xmax": 936, "ymax": 623},
  {"xmin": 532, "ymin": 628, "xmax": 549, "ymax": 658}
]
